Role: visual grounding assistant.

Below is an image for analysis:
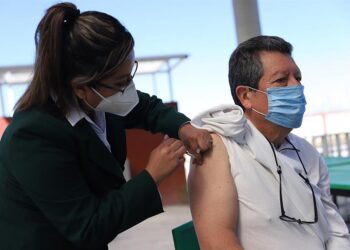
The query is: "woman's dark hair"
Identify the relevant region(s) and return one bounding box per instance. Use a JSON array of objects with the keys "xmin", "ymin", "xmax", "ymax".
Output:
[
  {"xmin": 16, "ymin": 2, "xmax": 134, "ymax": 114},
  {"xmin": 228, "ymin": 35, "xmax": 293, "ymax": 108}
]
